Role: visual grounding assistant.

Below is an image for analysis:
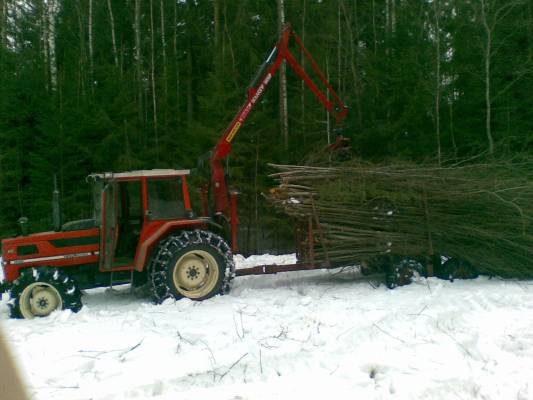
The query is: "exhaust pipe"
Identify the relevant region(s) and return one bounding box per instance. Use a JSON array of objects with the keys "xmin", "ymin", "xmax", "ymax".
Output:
[{"xmin": 17, "ymin": 217, "xmax": 28, "ymax": 236}]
